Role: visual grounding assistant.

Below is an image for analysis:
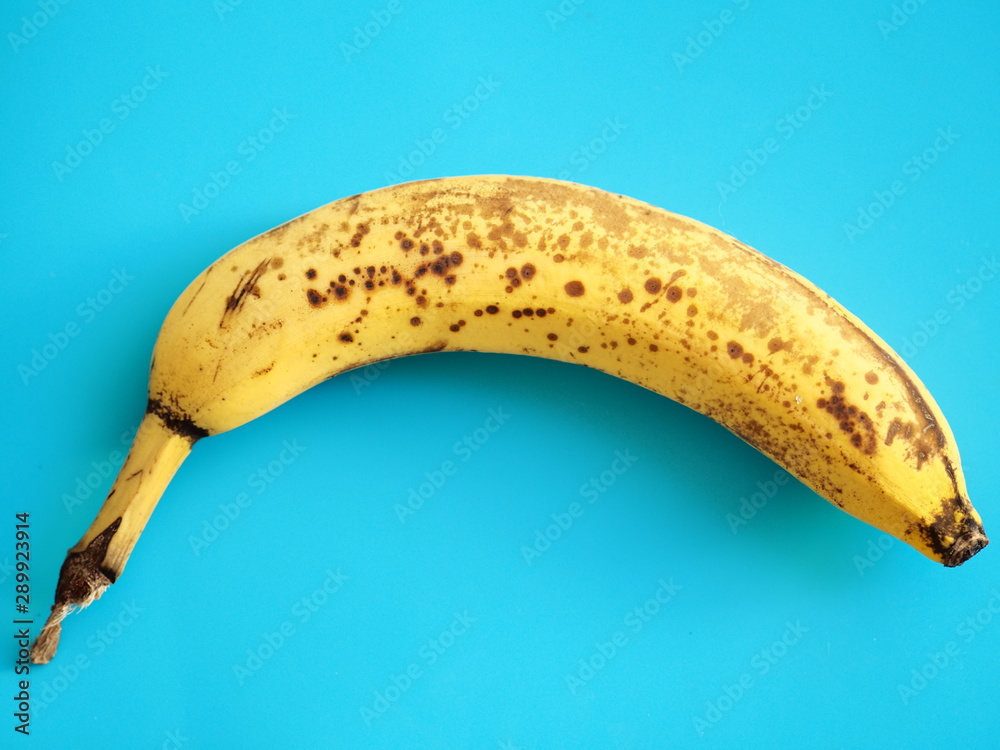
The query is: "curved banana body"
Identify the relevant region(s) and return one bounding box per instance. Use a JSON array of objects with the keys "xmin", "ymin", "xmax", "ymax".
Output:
[{"xmin": 32, "ymin": 175, "xmax": 986, "ymax": 663}]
